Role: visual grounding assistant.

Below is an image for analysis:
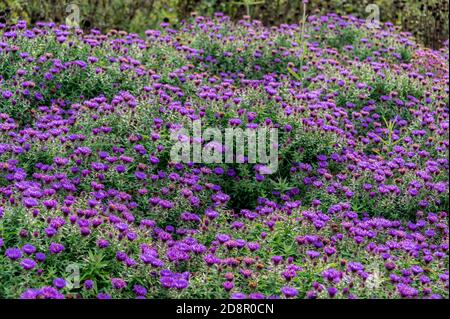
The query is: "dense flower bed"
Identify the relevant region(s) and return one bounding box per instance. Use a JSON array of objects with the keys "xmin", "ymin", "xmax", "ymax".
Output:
[{"xmin": 0, "ymin": 13, "xmax": 448, "ymax": 299}]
